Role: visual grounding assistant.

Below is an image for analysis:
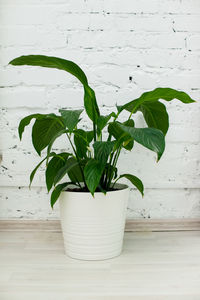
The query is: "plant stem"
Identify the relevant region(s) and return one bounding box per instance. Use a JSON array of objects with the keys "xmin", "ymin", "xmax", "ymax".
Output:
[
  {"xmin": 106, "ymin": 146, "xmax": 121, "ymax": 190},
  {"xmin": 93, "ymin": 121, "xmax": 96, "ymax": 142},
  {"xmin": 104, "ymin": 151, "xmax": 114, "ymax": 188},
  {"xmin": 128, "ymin": 105, "xmax": 139, "ymax": 120},
  {"xmin": 65, "ymin": 133, "xmax": 87, "ymax": 188}
]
